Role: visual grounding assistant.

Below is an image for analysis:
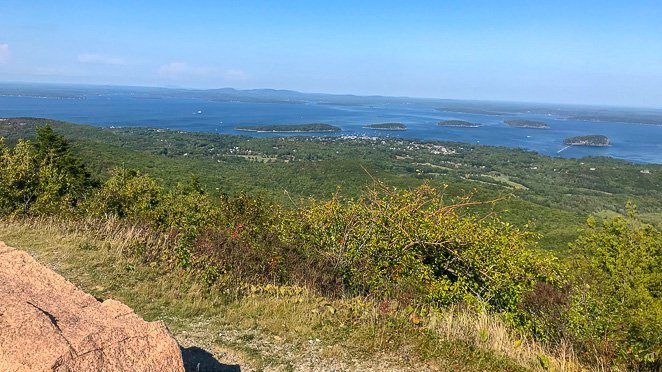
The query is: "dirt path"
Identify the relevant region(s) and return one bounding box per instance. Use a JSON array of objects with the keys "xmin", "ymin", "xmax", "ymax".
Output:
[{"xmin": 172, "ymin": 318, "xmax": 433, "ymax": 371}]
